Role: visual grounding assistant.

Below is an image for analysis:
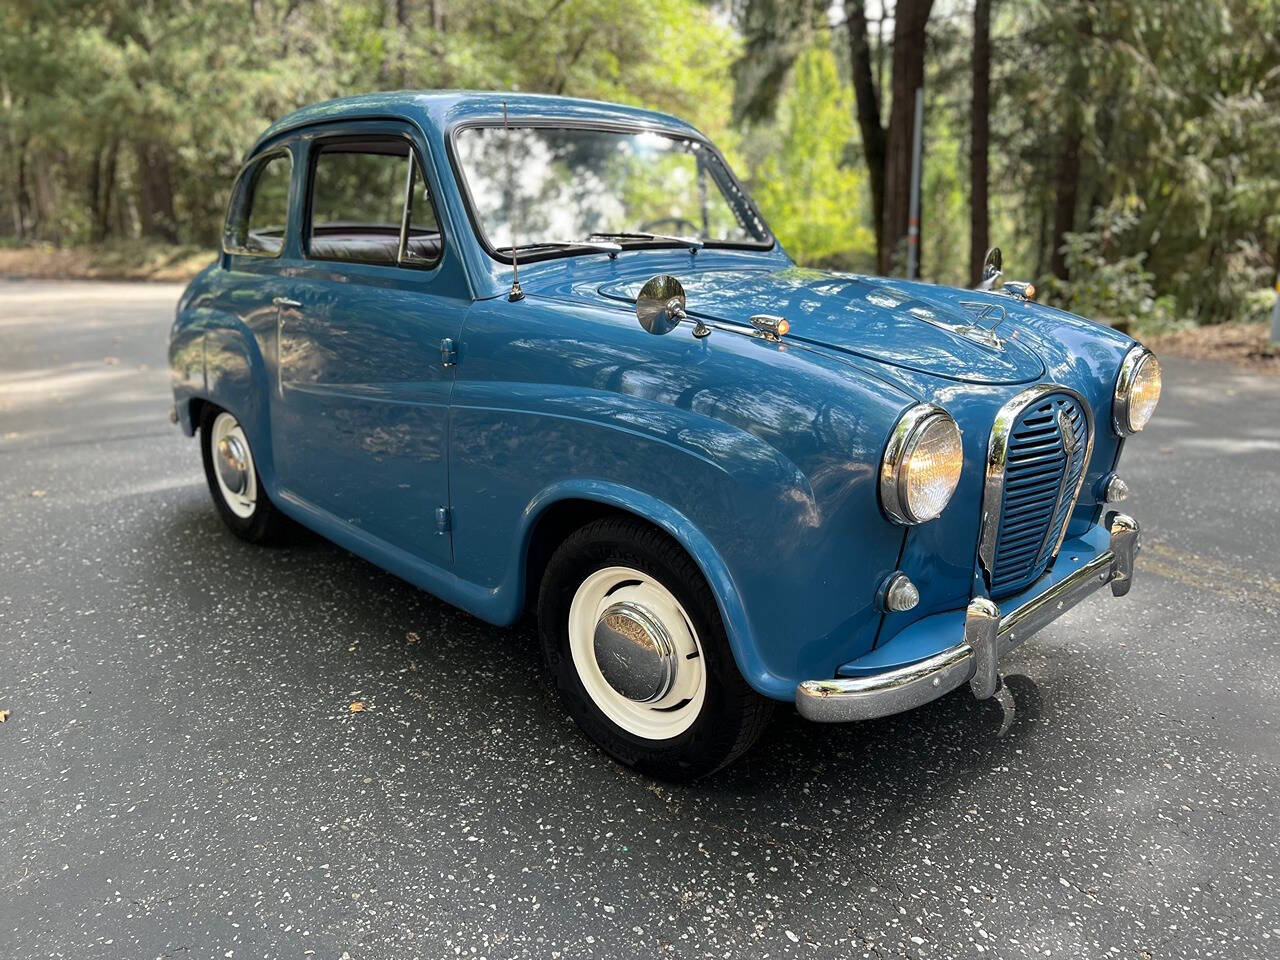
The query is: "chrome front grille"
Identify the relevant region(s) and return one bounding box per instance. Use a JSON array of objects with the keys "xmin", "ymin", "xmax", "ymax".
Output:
[{"xmin": 980, "ymin": 388, "xmax": 1093, "ymax": 599}]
